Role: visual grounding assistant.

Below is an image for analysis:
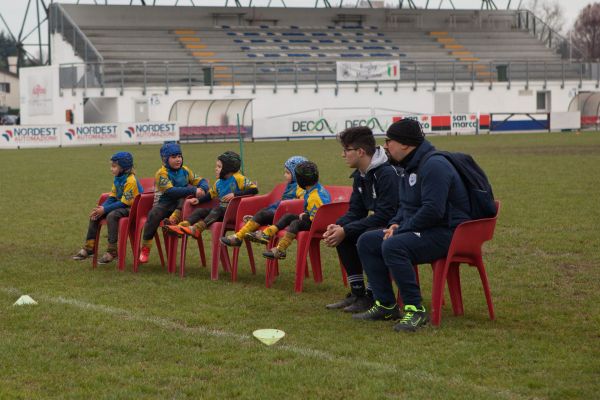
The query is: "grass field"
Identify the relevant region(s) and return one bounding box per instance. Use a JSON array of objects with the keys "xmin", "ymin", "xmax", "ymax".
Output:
[{"xmin": 0, "ymin": 132, "xmax": 599, "ymax": 399}]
